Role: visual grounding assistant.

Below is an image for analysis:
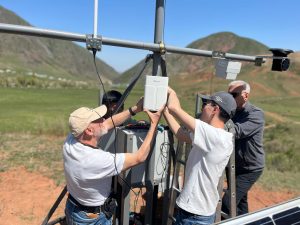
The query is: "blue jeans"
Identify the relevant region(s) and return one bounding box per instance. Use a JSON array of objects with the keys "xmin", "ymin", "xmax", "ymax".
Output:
[
  {"xmin": 65, "ymin": 198, "xmax": 112, "ymax": 225},
  {"xmin": 175, "ymin": 208, "xmax": 215, "ymax": 225}
]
